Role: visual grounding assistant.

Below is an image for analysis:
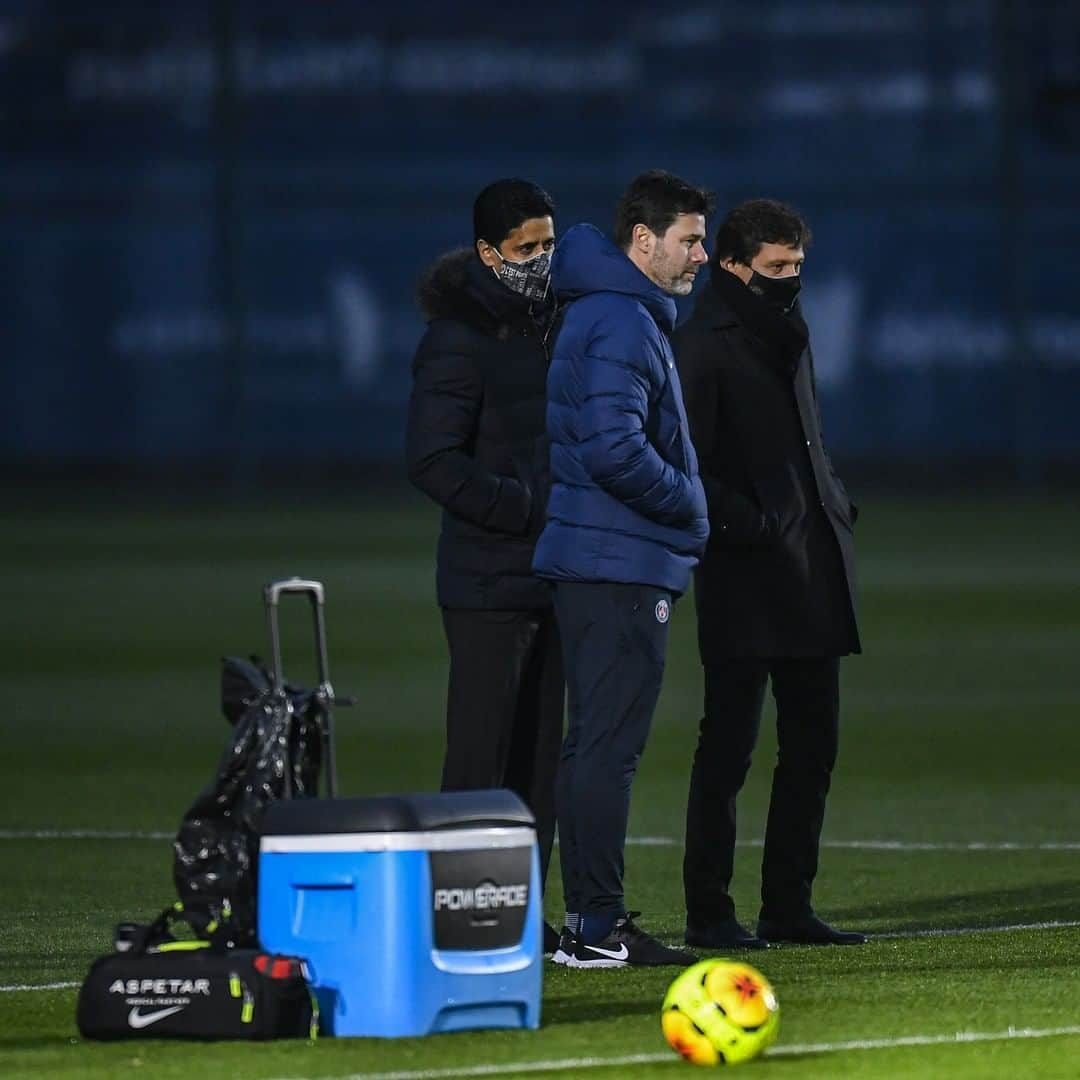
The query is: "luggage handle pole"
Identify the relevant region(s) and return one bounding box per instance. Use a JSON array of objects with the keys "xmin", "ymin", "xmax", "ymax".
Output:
[{"xmin": 263, "ymin": 578, "xmax": 338, "ymax": 798}]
